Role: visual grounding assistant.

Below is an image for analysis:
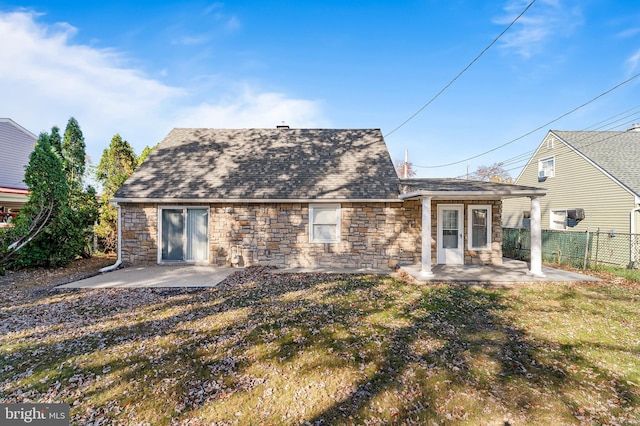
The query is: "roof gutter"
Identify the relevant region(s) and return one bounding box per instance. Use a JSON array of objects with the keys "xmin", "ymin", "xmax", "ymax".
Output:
[
  {"xmin": 99, "ymin": 203, "xmax": 122, "ymax": 273},
  {"xmin": 111, "ymin": 197, "xmax": 403, "ymax": 204}
]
